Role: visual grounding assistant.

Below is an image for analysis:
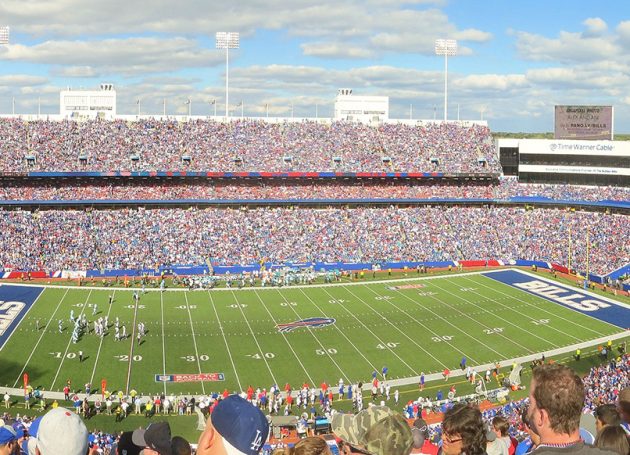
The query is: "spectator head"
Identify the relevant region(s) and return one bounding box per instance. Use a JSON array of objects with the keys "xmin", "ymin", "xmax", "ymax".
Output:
[
  {"xmin": 492, "ymin": 416, "xmax": 510, "ymax": 437},
  {"xmin": 331, "ymin": 405, "xmax": 412, "ymax": 455},
  {"xmin": 411, "ymin": 418, "xmax": 429, "ymax": 449},
  {"xmin": 171, "ymin": 436, "xmax": 192, "ymax": 455},
  {"xmin": 485, "ymin": 428, "xmax": 505, "ymax": 455},
  {"xmin": 618, "ymin": 387, "xmax": 630, "ymax": 424},
  {"xmin": 287, "ymin": 437, "xmax": 332, "ymax": 455},
  {"xmin": 35, "ymin": 408, "xmax": 88, "ymax": 455},
  {"xmin": 116, "ymin": 431, "xmax": 143, "ymax": 455},
  {"xmin": 0, "ymin": 425, "xmax": 18, "ymax": 455},
  {"xmin": 196, "ymin": 394, "xmax": 269, "ymax": 455},
  {"xmin": 23, "ymin": 417, "xmax": 42, "ymax": 455},
  {"xmin": 594, "ymin": 425, "xmax": 630, "ymax": 455},
  {"xmin": 527, "ymin": 364, "xmax": 583, "ymax": 440},
  {"xmin": 441, "ymin": 404, "xmax": 486, "ymax": 455},
  {"xmin": 594, "ymin": 404, "xmax": 621, "ymax": 432},
  {"xmin": 132, "ymin": 422, "xmax": 173, "ymax": 455}
]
